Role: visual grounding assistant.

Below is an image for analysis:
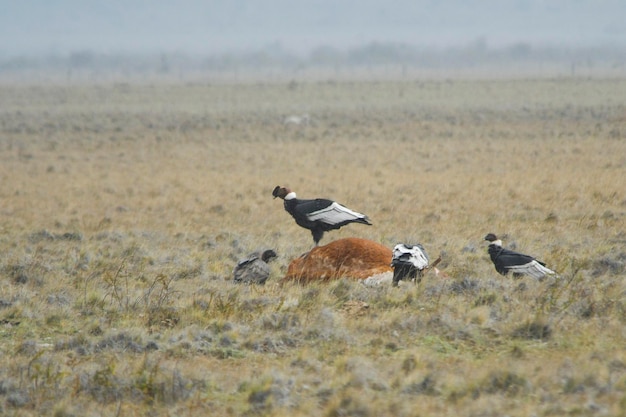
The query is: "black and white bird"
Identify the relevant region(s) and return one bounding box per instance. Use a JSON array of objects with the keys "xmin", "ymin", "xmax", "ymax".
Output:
[
  {"xmin": 484, "ymin": 233, "xmax": 556, "ymax": 279},
  {"xmin": 233, "ymin": 249, "xmax": 277, "ymax": 285},
  {"xmin": 391, "ymin": 243, "xmax": 430, "ymax": 286},
  {"xmin": 272, "ymin": 186, "xmax": 372, "ymax": 246}
]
